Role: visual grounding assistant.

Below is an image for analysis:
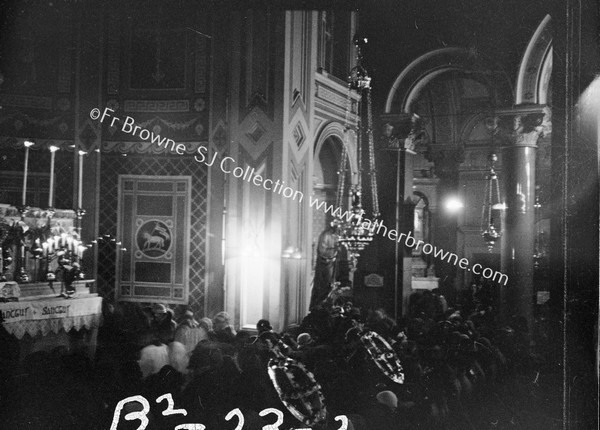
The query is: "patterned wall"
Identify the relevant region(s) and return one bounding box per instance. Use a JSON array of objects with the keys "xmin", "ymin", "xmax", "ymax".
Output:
[{"xmin": 97, "ymin": 154, "xmax": 207, "ymax": 317}]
